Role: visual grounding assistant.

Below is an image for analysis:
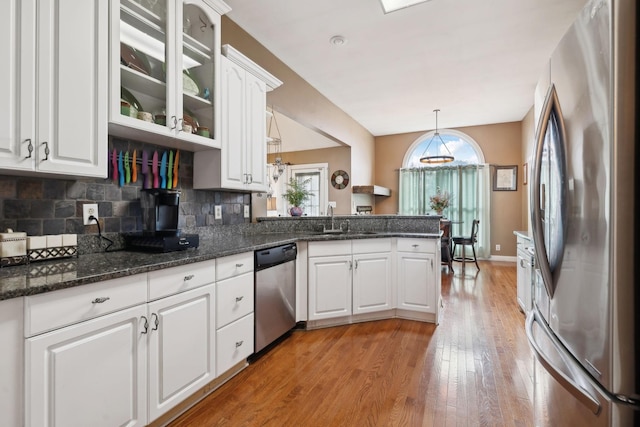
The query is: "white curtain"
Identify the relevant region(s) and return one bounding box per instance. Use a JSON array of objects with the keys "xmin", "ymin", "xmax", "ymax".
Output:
[{"xmin": 399, "ymin": 165, "xmax": 491, "ymax": 258}]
